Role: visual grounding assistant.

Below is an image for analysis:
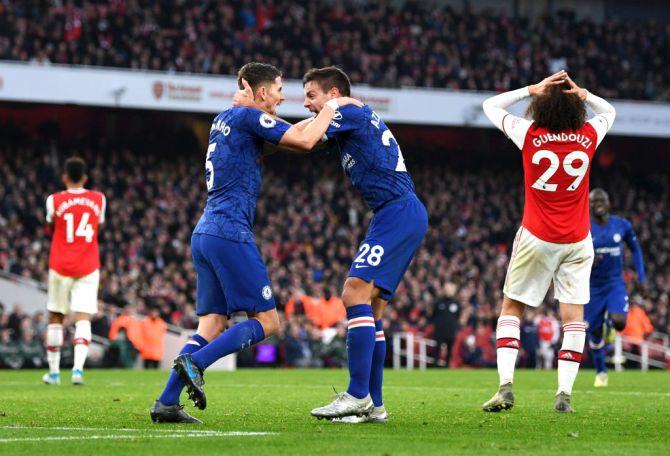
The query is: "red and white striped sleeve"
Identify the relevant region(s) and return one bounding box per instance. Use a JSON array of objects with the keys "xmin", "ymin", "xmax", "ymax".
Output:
[{"xmin": 482, "ymin": 87, "xmax": 533, "ymax": 150}]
